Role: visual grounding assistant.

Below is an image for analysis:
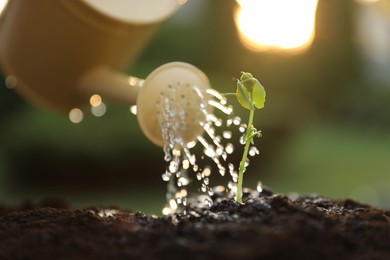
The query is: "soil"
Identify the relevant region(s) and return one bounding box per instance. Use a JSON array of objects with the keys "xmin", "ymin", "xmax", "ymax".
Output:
[{"xmin": 0, "ymin": 188, "xmax": 389, "ymax": 260}]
